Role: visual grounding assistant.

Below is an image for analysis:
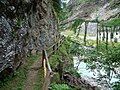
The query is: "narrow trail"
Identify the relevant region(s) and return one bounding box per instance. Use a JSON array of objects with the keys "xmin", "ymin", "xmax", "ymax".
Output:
[
  {"xmin": 42, "ymin": 71, "xmax": 51, "ymax": 90},
  {"xmin": 24, "ymin": 58, "xmax": 43, "ymax": 90},
  {"xmin": 23, "ymin": 39, "xmax": 64, "ymax": 90}
]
